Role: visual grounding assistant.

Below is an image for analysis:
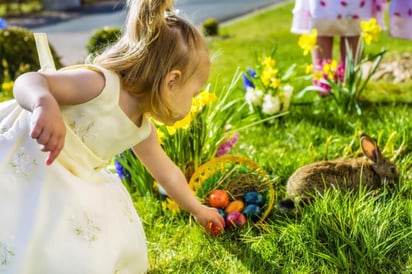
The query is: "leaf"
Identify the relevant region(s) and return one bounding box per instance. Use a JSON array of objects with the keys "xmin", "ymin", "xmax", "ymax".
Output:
[{"xmin": 296, "ymin": 85, "xmax": 326, "ymax": 99}]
